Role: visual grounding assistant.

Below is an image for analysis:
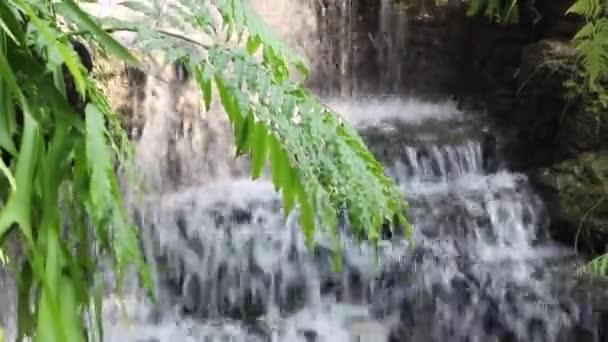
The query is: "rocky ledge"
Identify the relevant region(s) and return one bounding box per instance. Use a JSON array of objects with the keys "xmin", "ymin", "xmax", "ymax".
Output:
[{"xmin": 531, "ymin": 153, "xmax": 608, "ymax": 254}]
